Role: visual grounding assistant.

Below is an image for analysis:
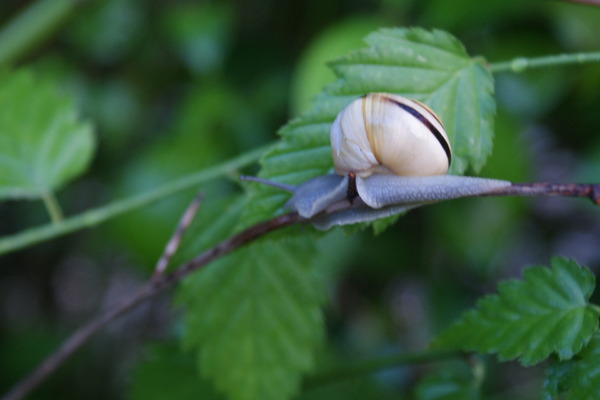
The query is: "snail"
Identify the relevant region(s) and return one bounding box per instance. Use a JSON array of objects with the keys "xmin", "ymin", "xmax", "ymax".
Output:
[
  {"xmin": 330, "ymin": 93, "xmax": 451, "ymax": 178},
  {"xmin": 242, "ymin": 93, "xmax": 597, "ymax": 230}
]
